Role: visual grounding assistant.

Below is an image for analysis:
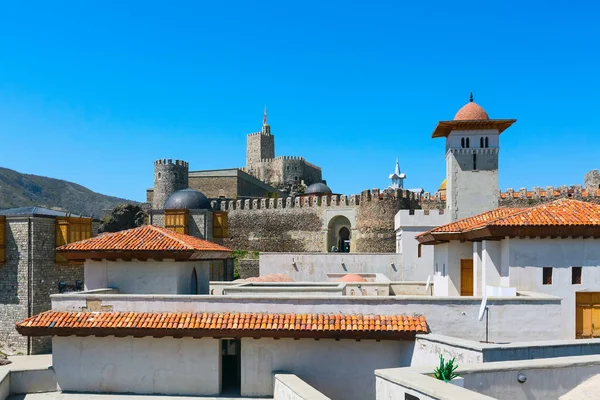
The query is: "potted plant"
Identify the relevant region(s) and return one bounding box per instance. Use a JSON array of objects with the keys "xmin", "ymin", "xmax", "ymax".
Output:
[{"xmin": 433, "ymin": 355, "xmax": 463, "ymax": 387}]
